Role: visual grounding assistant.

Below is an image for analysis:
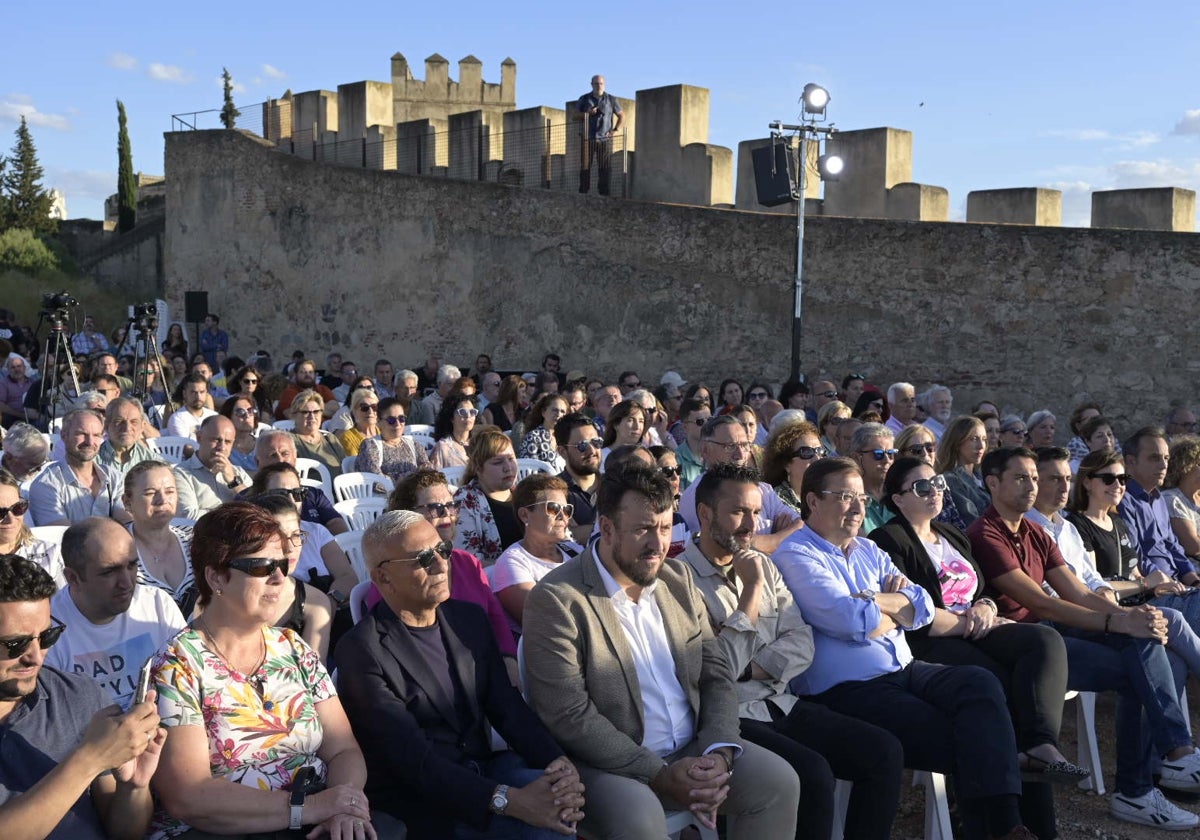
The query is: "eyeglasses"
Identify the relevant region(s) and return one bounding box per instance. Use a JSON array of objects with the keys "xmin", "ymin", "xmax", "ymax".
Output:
[
  {"xmin": 233, "ymin": 407, "xmax": 258, "ymax": 419},
  {"xmin": 242, "ymin": 378, "xmax": 259, "ymax": 385},
  {"xmin": 572, "ymin": 437, "xmax": 604, "ymax": 453},
  {"xmin": 660, "ymin": 466, "xmax": 682, "ymax": 478},
  {"xmin": 274, "ymin": 487, "xmax": 306, "ymax": 502},
  {"xmin": 690, "ymin": 417, "xmax": 709, "ymax": 427},
  {"xmin": 819, "ymin": 489, "xmax": 870, "ymax": 504},
  {"xmin": 1091, "ymin": 472, "xmax": 1131, "ymax": 486},
  {"xmin": 1001, "ymin": 426, "xmax": 1027, "ymax": 436},
  {"xmin": 296, "ymin": 409, "xmax": 322, "ymax": 417},
  {"xmin": 228, "ymin": 557, "xmax": 289, "ymax": 578},
  {"xmin": 285, "ymin": 531, "xmax": 308, "ymax": 548},
  {"xmin": 748, "ymin": 392, "xmax": 768, "ymax": 401},
  {"xmin": 456, "ymin": 407, "xmax": 479, "ymax": 419},
  {"xmin": 0, "ymin": 618, "xmax": 65, "ymax": 659},
  {"xmin": 381, "ymin": 540, "xmax": 452, "ymax": 572},
  {"xmin": 383, "ymin": 415, "xmax": 407, "ymax": 426},
  {"xmin": 621, "ymin": 381, "xmax": 641, "ymax": 389},
  {"xmin": 816, "ymin": 390, "xmax": 838, "ymax": 399},
  {"xmin": 708, "ymin": 441, "xmax": 752, "ymax": 454},
  {"xmin": 905, "ymin": 443, "xmax": 938, "ymax": 457},
  {"xmin": 0, "ymin": 500, "xmax": 30, "ymax": 520},
  {"xmin": 414, "ymin": 500, "xmax": 462, "ymax": 517},
  {"xmin": 524, "ymin": 500, "xmax": 574, "ymax": 518},
  {"xmin": 791, "ymin": 445, "xmax": 827, "ymax": 461},
  {"xmin": 857, "ymin": 448, "xmax": 898, "ymax": 461},
  {"xmin": 898, "ymin": 475, "xmax": 948, "ymax": 498}
]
